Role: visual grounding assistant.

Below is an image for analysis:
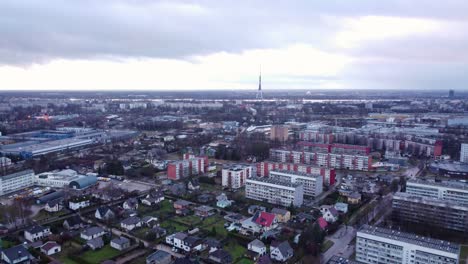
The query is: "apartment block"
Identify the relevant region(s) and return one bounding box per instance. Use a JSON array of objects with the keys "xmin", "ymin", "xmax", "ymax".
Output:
[
  {"xmin": 221, "ymin": 165, "xmax": 254, "ymax": 189},
  {"xmin": 269, "ymin": 149, "xmax": 372, "ymax": 171},
  {"xmin": 392, "ymin": 192, "xmax": 468, "ymax": 232},
  {"xmin": 270, "ymin": 125, "xmax": 289, "ymax": 142},
  {"xmin": 256, "ymin": 161, "xmax": 335, "ymax": 186},
  {"xmin": 461, "ymin": 143, "xmax": 468, "ymax": 163},
  {"xmin": 0, "ymin": 170, "xmax": 35, "ymax": 196},
  {"xmin": 245, "ymin": 177, "xmax": 303, "ymax": 207},
  {"xmin": 406, "ymin": 179, "xmax": 468, "ymax": 206},
  {"xmin": 356, "ymin": 225, "xmax": 460, "ymax": 264},
  {"xmin": 167, "ymin": 155, "xmax": 208, "ymax": 180},
  {"xmin": 269, "ymin": 170, "xmax": 323, "ymax": 197}
]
